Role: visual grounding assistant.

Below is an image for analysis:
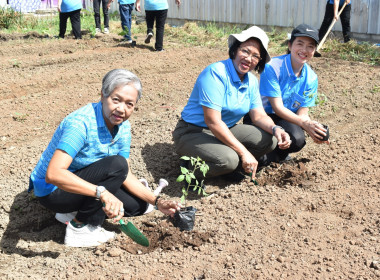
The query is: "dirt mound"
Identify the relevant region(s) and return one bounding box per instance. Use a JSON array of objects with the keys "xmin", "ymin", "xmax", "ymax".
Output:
[
  {"xmin": 96, "ymin": 220, "xmax": 215, "ymax": 256},
  {"xmin": 258, "ymin": 158, "xmax": 312, "ymax": 187}
]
